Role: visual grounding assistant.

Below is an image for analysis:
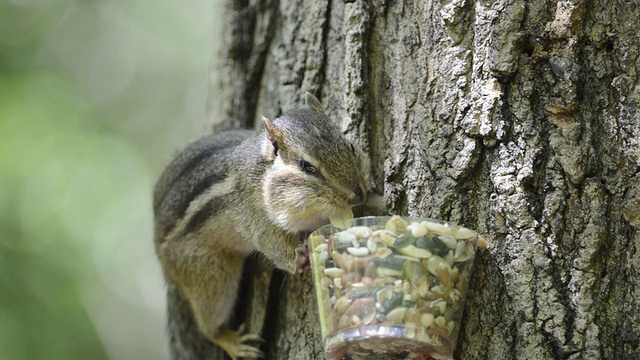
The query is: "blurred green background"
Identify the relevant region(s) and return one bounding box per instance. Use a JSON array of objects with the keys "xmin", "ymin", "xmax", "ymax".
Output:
[{"xmin": 0, "ymin": 1, "xmax": 219, "ymax": 359}]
